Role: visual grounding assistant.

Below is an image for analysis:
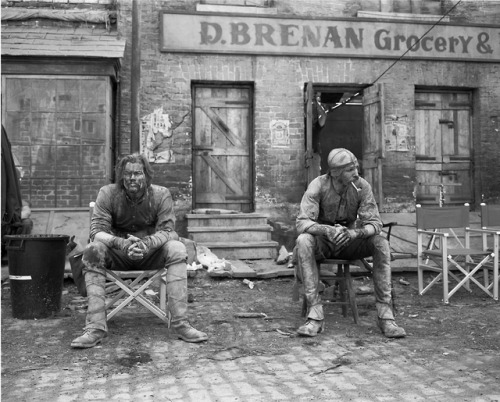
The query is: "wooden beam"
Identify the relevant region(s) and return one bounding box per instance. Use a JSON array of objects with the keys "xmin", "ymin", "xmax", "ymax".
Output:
[
  {"xmin": 130, "ymin": 0, "xmax": 141, "ymax": 153},
  {"xmin": 201, "ymin": 154, "xmax": 244, "ymax": 195},
  {"xmin": 201, "ymin": 106, "xmax": 244, "ymax": 147}
]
